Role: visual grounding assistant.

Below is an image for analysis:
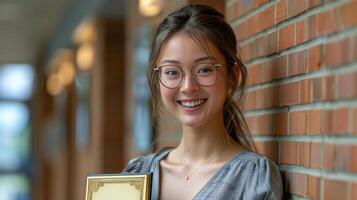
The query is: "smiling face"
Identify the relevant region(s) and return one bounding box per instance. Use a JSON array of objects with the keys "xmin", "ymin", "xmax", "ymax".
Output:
[{"xmin": 157, "ymin": 31, "xmax": 229, "ymax": 128}]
